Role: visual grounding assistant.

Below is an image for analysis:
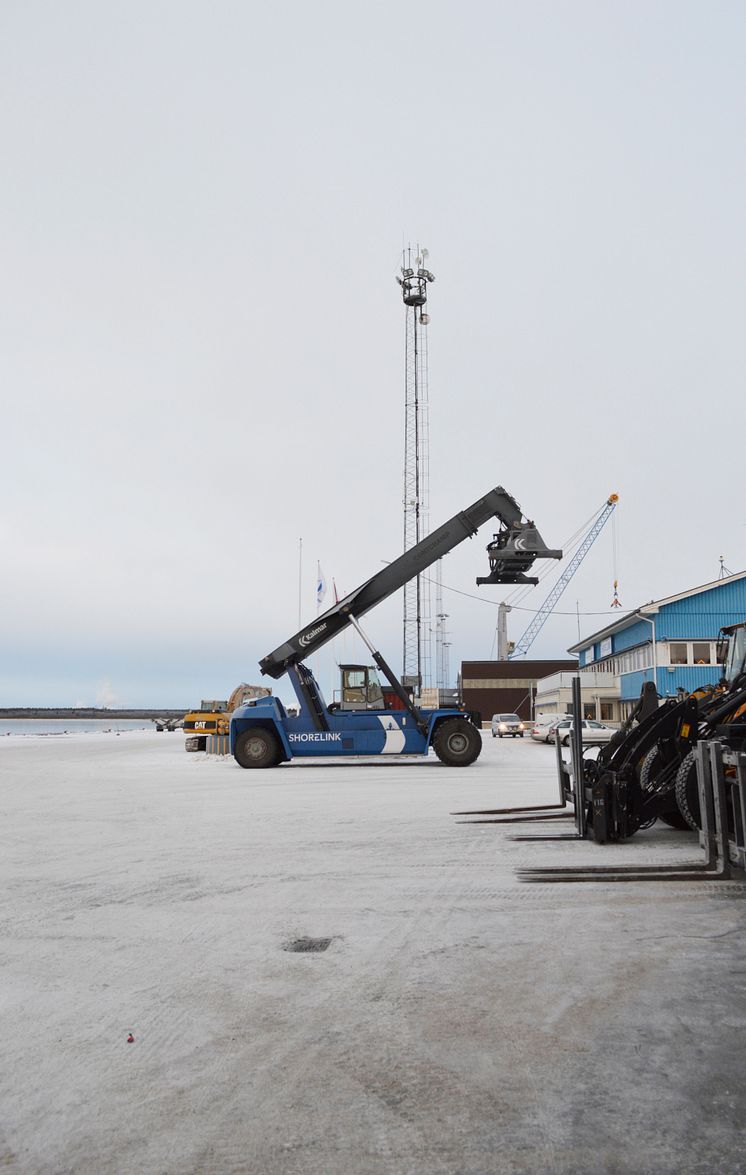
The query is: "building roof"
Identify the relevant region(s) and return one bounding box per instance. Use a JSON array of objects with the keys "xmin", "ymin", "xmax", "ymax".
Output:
[{"xmin": 567, "ymin": 570, "xmax": 746, "ymax": 655}]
